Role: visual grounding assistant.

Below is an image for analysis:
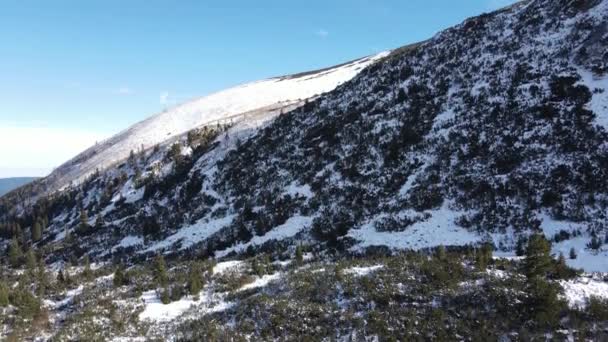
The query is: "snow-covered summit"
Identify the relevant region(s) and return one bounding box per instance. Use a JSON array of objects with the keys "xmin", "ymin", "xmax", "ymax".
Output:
[{"xmin": 46, "ymin": 51, "xmax": 389, "ymax": 192}]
